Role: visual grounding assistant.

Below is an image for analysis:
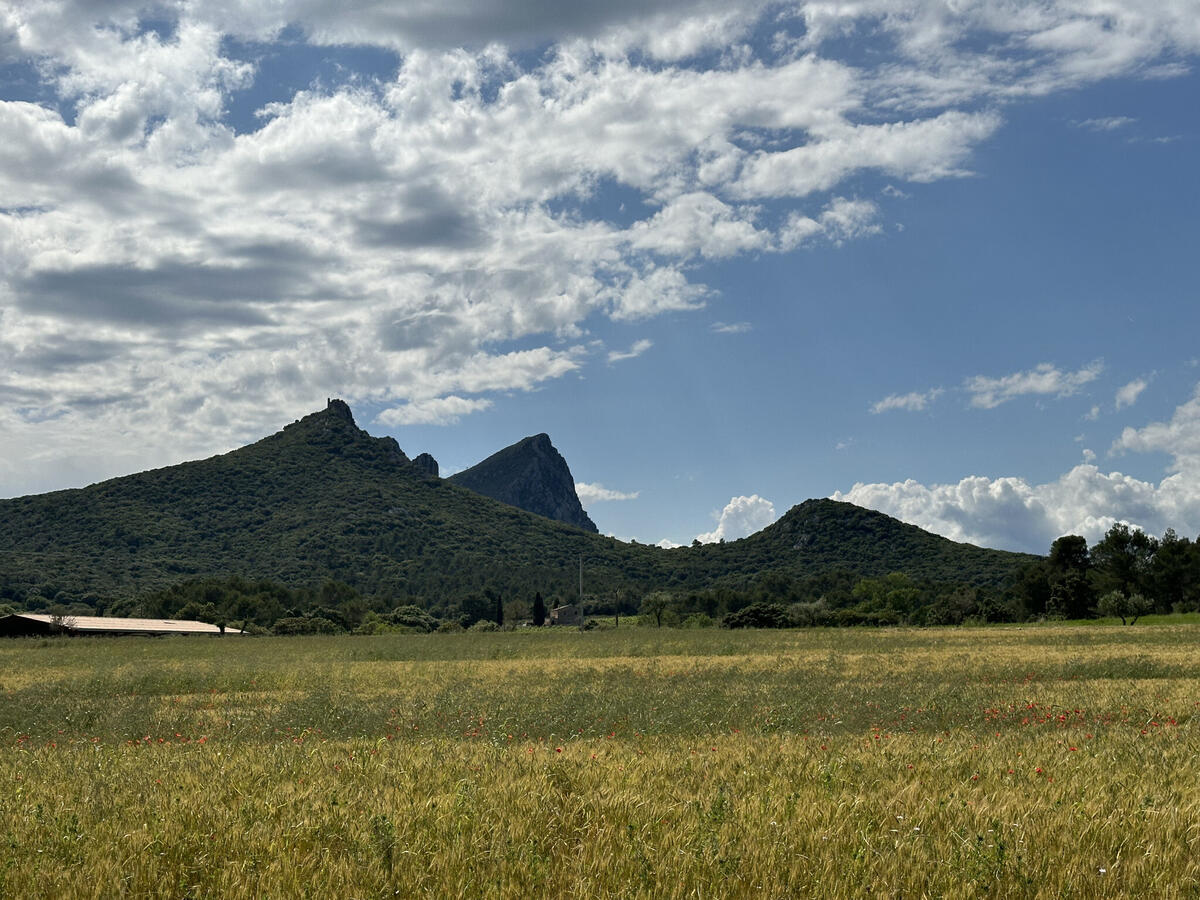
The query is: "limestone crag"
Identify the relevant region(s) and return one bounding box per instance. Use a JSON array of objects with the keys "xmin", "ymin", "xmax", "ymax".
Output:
[
  {"xmin": 448, "ymin": 433, "xmax": 598, "ymax": 532},
  {"xmin": 411, "ymin": 452, "xmax": 439, "ymax": 478}
]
